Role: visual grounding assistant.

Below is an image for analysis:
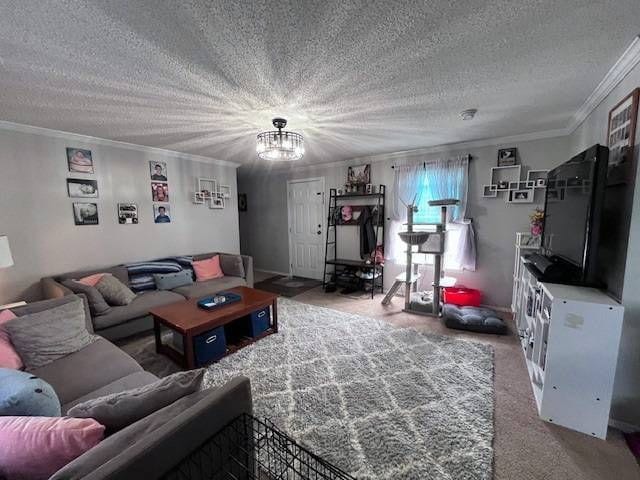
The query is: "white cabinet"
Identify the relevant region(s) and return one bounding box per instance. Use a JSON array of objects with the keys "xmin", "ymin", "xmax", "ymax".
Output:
[{"xmin": 513, "ymin": 255, "xmax": 624, "ymax": 439}]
